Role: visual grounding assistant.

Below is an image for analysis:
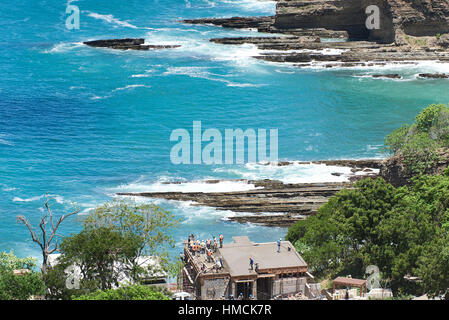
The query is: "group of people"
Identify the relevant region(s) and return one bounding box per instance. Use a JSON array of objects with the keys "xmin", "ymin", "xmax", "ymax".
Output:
[{"xmin": 187, "ymin": 234, "xmax": 225, "ymax": 266}]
